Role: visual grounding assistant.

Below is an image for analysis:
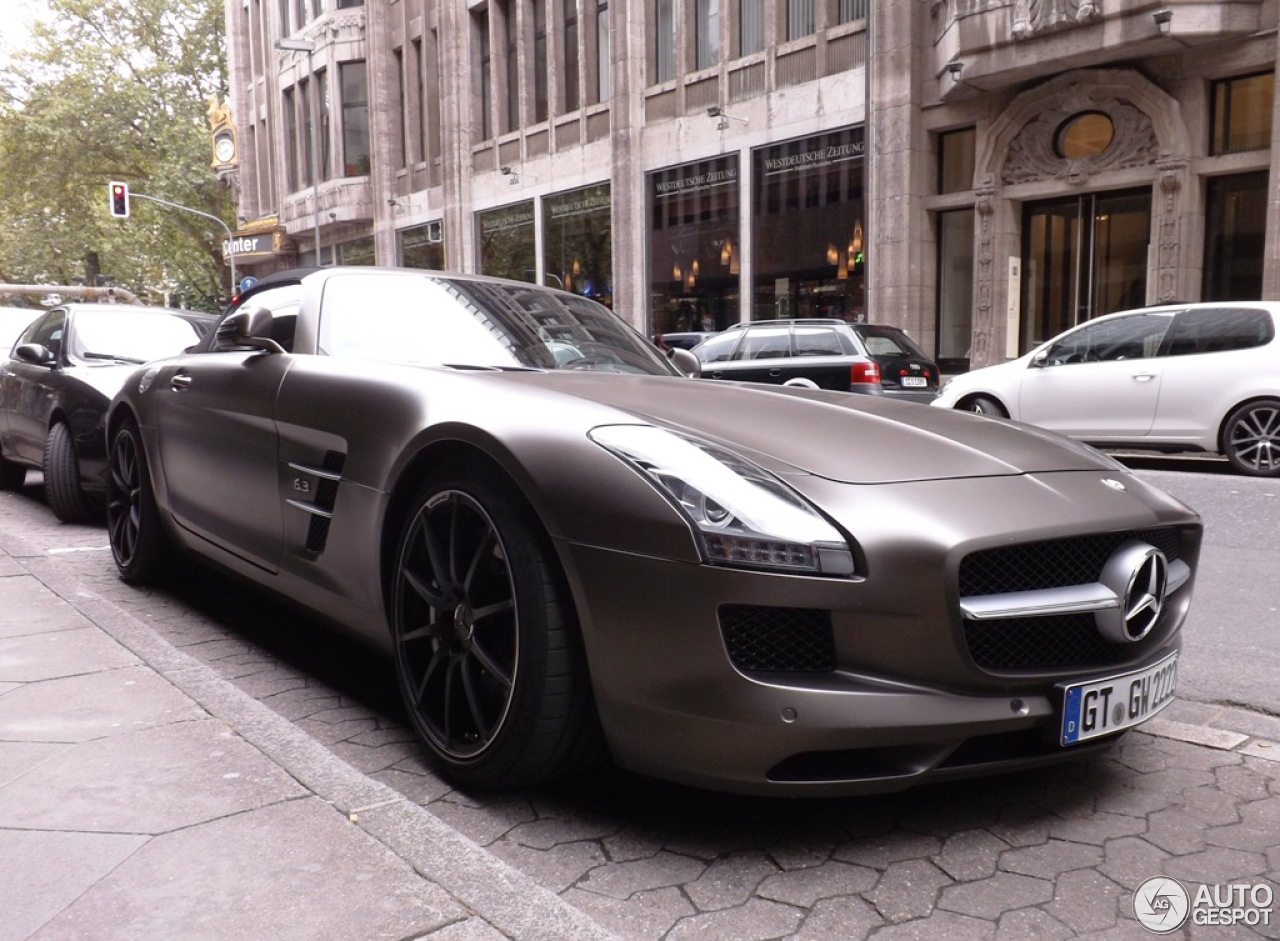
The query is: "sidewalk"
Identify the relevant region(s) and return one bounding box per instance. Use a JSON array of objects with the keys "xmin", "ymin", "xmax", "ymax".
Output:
[{"xmin": 0, "ymin": 525, "xmax": 618, "ymax": 941}]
